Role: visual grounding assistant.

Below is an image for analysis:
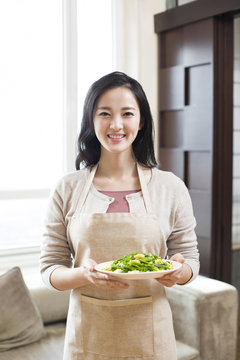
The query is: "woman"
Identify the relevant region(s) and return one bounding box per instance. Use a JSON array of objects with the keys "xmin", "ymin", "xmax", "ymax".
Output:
[{"xmin": 40, "ymin": 71, "xmax": 199, "ymax": 360}]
